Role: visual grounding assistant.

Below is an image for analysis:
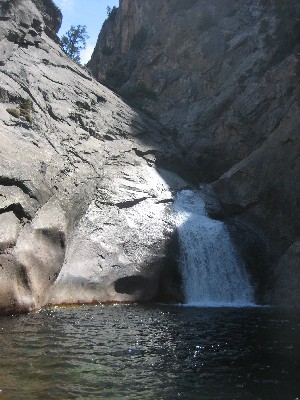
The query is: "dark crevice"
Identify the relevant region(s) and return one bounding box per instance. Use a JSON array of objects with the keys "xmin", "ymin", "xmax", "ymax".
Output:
[
  {"xmin": 20, "ymin": 22, "xmax": 30, "ymax": 29},
  {"xmin": 47, "ymin": 106, "xmax": 61, "ymax": 121},
  {"xmin": 0, "ymin": 203, "xmax": 31, "ymax": 221},
  {"xmin": 133, "ymin": 148, "xmax": 159, "ymax": 157},
  {"xmin": 103, "ymin": 134, "xmax": 115, "ymax": 141},
  {"xmin": 96, "ymin": 94, "xmax": 106, "ymax": 103},
  {"xmin": 68, "ymin": 150, "xmax": 98, "ymax": 174},
  {"xmin": 60, "ymin": 64, "xmax": 92, "ymax": 81},
  {"xmin": 96, "ymin": 196, "xmax": 149, "ymax": 209},
  {"xmin": 156, "ymin": 198, "xmax": 173, "ymax": 204},
  {"xmin": 0, "ymin": 176, "xmax": 38, "ymax": 201},
  {"xmin": 115, "ymin": 197, "xmax": 148, "ymax": 209},
  {"xmin": 42, "ymin": 73, "xmax": 64, "ymax": 85},
  {"xmin": 219, "ymin": 200, "xmax": 259, "ymax": 218},
  {"xmin": 43, "ymin": 133, "xmax": 60, "ymax": 154},
  {"xmin": 114, "ymin": 275, "xmax": 151, "ymax": 294}
]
